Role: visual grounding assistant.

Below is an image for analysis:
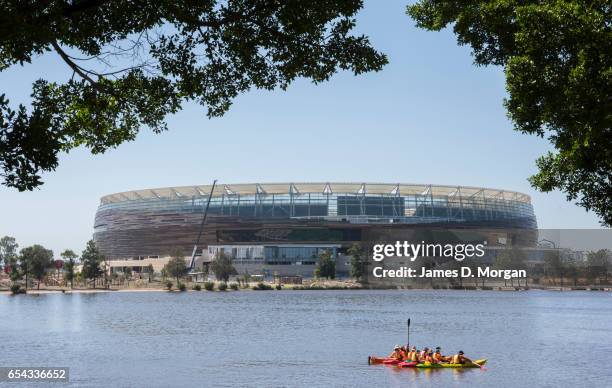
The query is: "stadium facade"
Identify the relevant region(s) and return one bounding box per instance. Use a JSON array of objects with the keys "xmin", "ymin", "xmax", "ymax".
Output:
[{"xmin": 93, "ymin": 182, "xmax": 537, "ymax": 277}]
